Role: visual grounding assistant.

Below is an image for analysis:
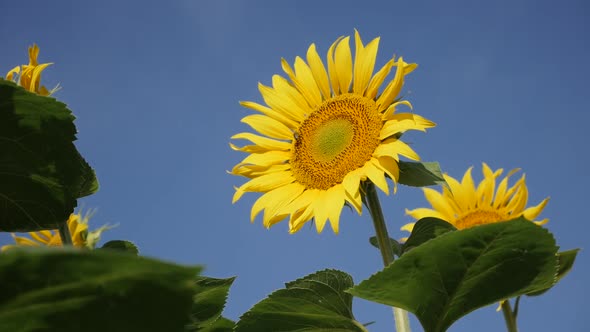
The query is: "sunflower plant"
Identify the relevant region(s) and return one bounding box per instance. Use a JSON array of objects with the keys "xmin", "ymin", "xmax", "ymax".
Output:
[{"xmin": 0, "ymin": 35, "xmax": 579, "ymax": 332}]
